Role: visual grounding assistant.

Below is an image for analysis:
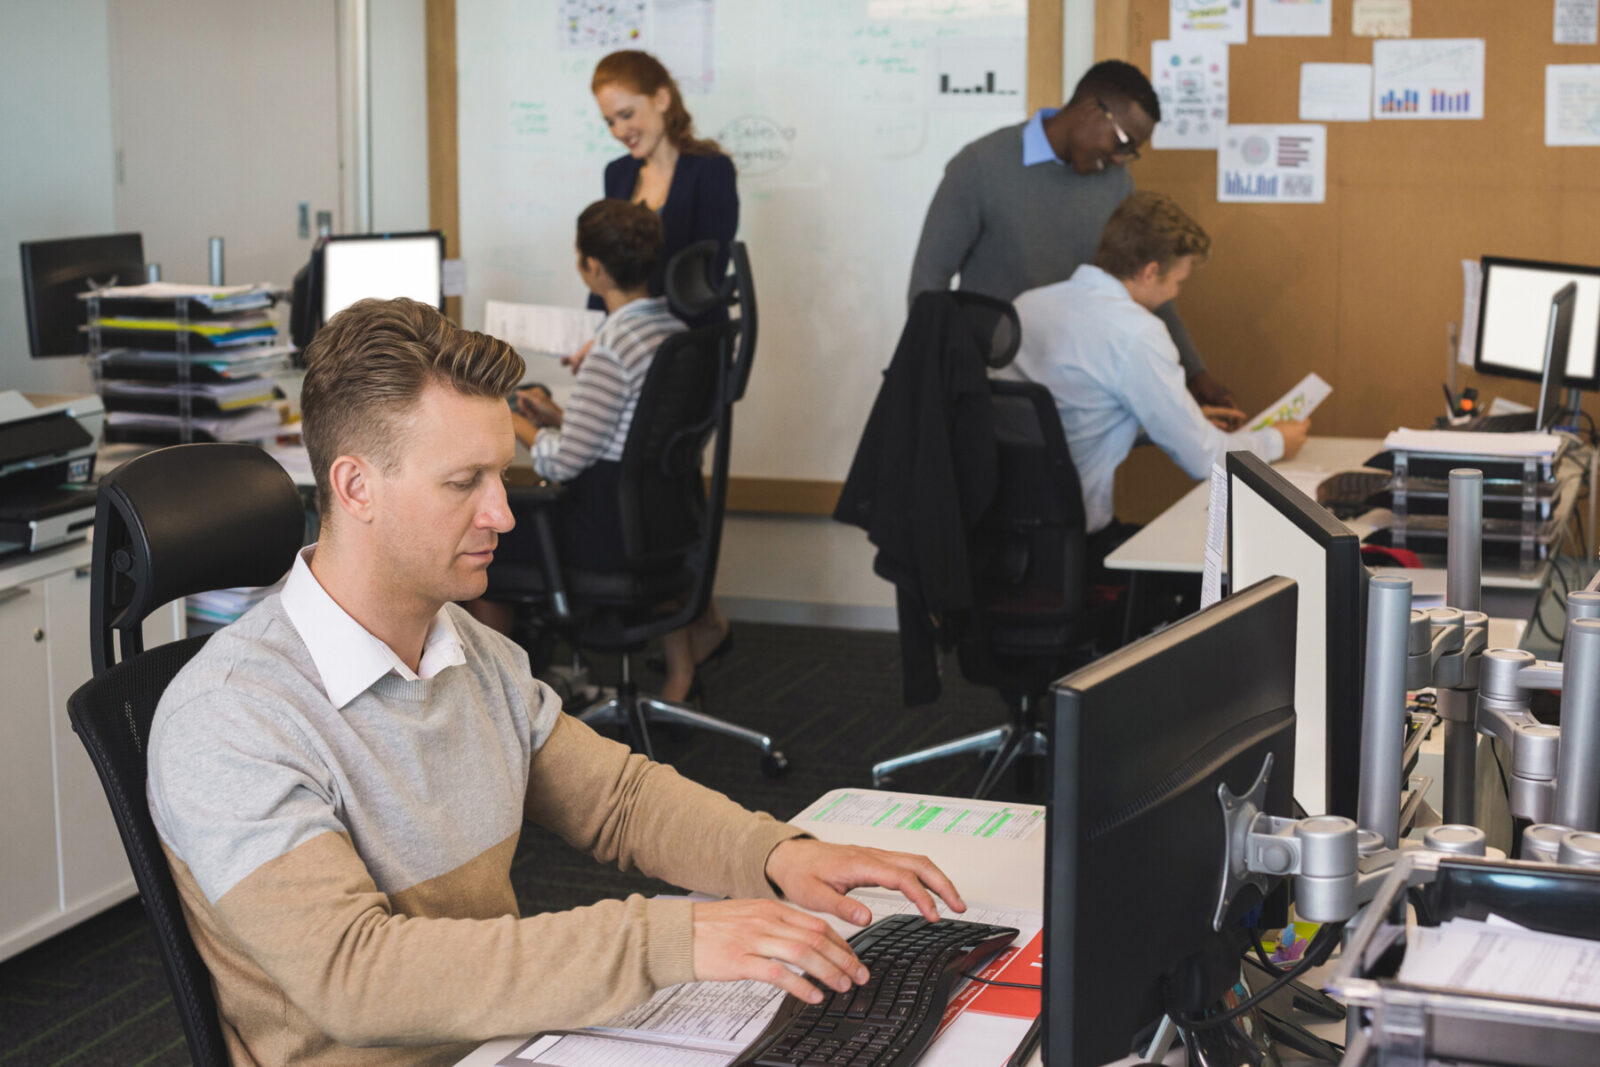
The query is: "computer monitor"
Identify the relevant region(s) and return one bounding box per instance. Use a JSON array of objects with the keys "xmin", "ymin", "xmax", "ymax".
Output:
[
  {"xmin": 1044, "ymin": 575, "xmax": 1298, "ymax": 1066},
  {"xmin": 1228, "ymin": 451, "xmax": 1366, "ymax": 820},
  {"xmin": 320, "ymin": 231, "xmax": 444, "ymax": 321},
  {"xmin": 1533, "ymin": 281, "xmax": 1578, "ymax": 430},
  {"xmin": 1476, "ymin": 256, "xmax": 1600, "ymax": 392},
  {"xmin": 19, "ymin": 233, "xmax": 146, "ymax": 357}
]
